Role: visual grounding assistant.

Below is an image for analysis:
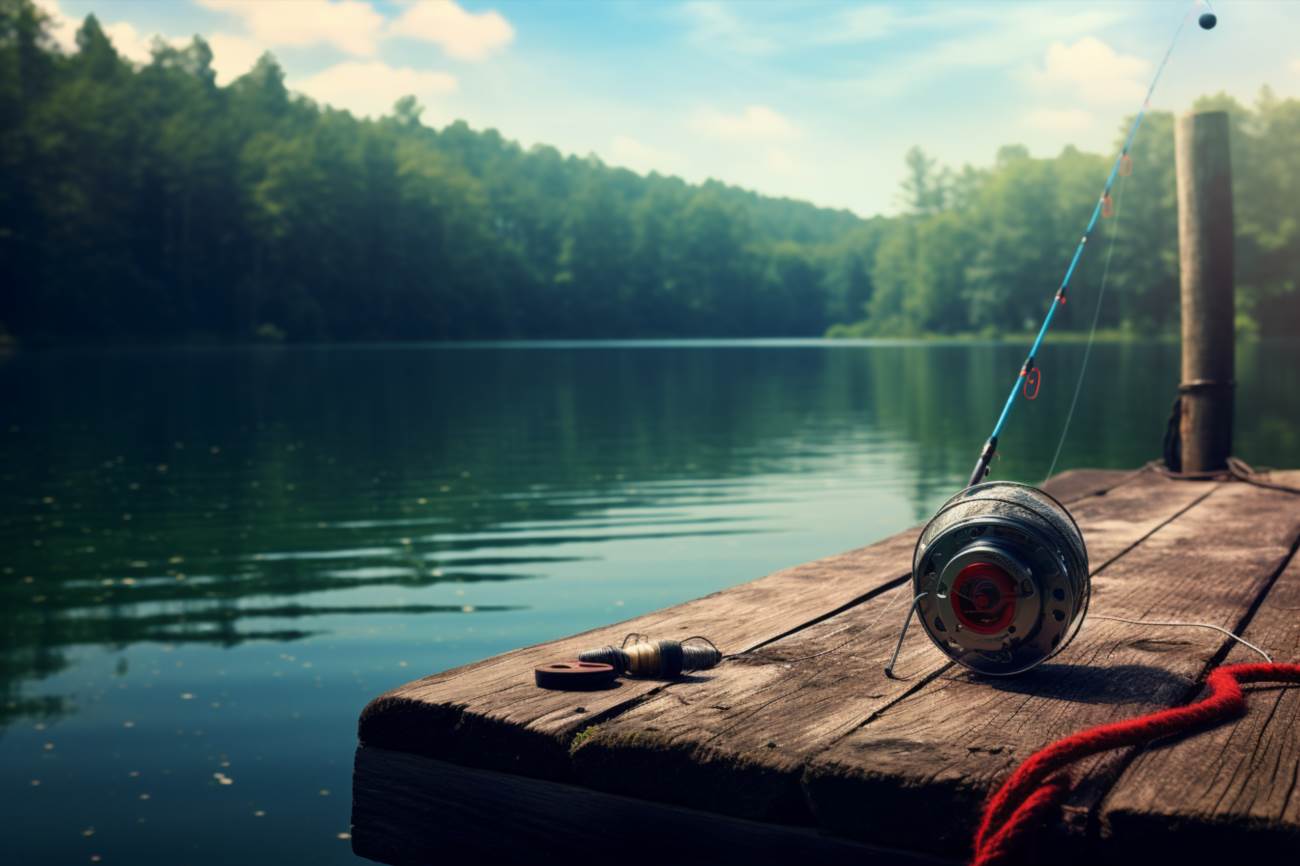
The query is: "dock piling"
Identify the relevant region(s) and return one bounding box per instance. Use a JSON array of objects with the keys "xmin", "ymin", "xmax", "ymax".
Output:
[{"xmin": 1175, "ymin": 110, "xmax": 1235, "ymax": 473}]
